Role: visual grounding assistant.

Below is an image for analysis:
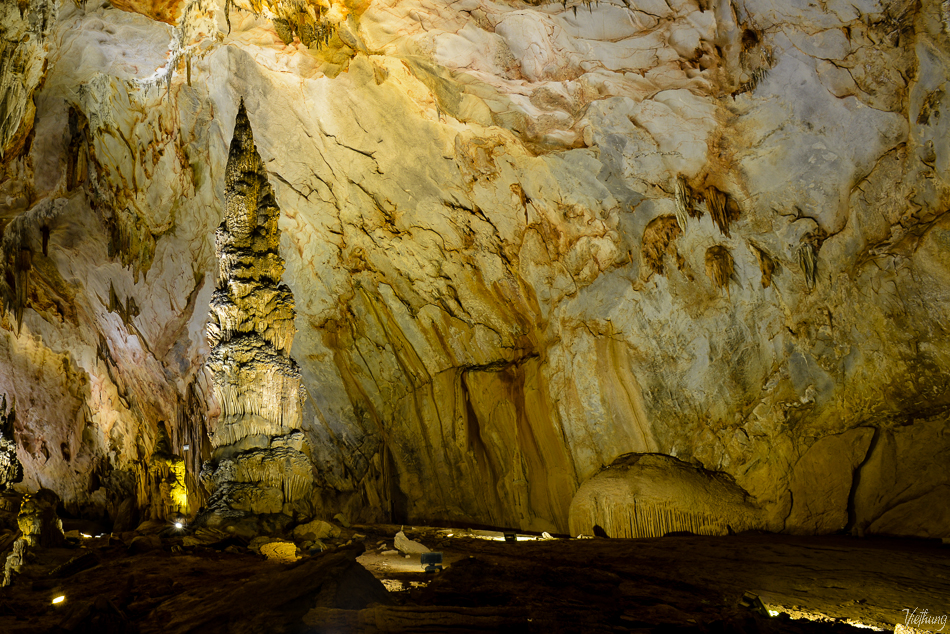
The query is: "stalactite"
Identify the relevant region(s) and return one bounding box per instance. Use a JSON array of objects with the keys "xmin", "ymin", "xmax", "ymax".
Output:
[
  {"xmin": 705, "ymin": 186, "xmax": 739, "ymax": 237},
  {"xmin": 641, "ymin": 215, "xmax": 682, "ymax": 276},
  {"xmin": 733, "ymin": 27, "xmax": 774, "ymax": 97},
  {"xmin": 96, "ymin": 333, "xmax": 112, "ymax": 363},
  {"xmin": 298, "ymin": 21, "xmax": 316, "ymax": 47},
  {"xmin": 273, "ymin": 18, "xmax": 294, "ymax": 45},
  {"xmin": 265, "ymin": 1, "xmax": 335, "ymax": 51},
  {"xmin": 65, "ymin": 106, "xmax": 89, "ymax": 191},
  {"xmin": 107, "ymin": 281, "xmax": 140, "ymax": 328},
  {"xmin": 734, "ymin": 66, "xmax": 770, "ymax": 96},
  {"xmin": 798, "ymin": 242, "xmax": 818, "ymax": 291},
  {"xmin": 705, "ymin": 245, "xmax": 734, "ymax": 295},
  {"xmin": 749, "ymin": 243, "xmax": 775, "ymax": 288},
  {"xmin": 14, "ymin": 247, "xmax": 31, "ymax": 334},
  {"xmin": 673, "ymin": 176, "xmax": 692, "ymax": 231},
  {"xmin": 105, "ymin": 208, "xmax": 156, "ymax": 282},
  {"xmin": 107, "ymin": 281, "xmax": 121, "ymax": 315}
]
